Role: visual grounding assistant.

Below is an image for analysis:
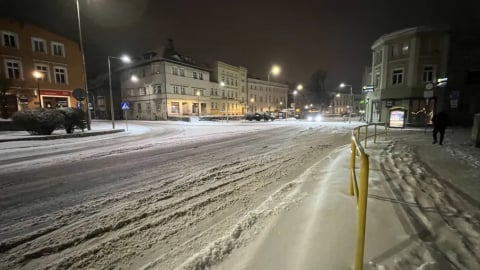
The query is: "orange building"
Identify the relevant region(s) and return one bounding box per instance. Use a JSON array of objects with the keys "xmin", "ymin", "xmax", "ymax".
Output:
[{"xmin": 0, "ymin": 17, "xmax": 85, "ymax": 118}]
